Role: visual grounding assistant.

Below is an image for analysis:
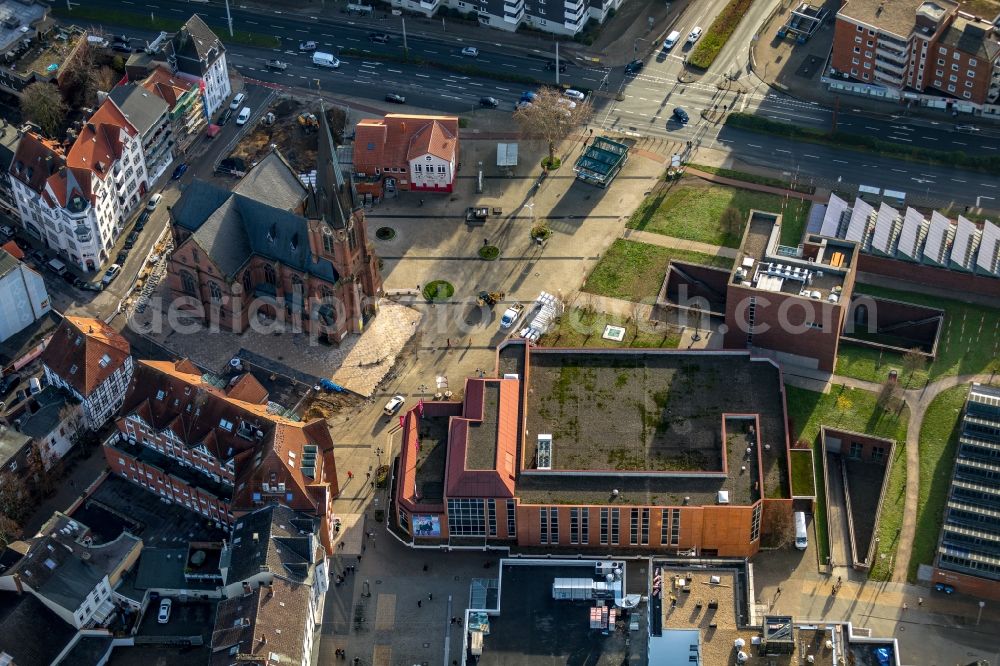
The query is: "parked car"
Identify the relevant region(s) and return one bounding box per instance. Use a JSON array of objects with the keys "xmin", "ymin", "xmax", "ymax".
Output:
[
  {"xmin": 116, "ymin": 250, "xmax": 129, "ymax": 265},
  {"xmin": 545, "ymin": 61, "xmax": 567, "ymax": 72},
  {"xmin": 383, "ymin": 394, "xmax": 405, "ymax": 416},
  {"xmin": 672, "ymin": 107, "xmax": 689, "ymax": 124},
  {"xmin": 218, "ymin": 108, "xmax": 233, "ymax": 126},
  {"xmin": 0, "ymin": 372, "xmax": 21, "ymax": 396},
  {"xmin": 229, "ymin": 92, "xmax": 246, "ymax": 111},
  {"xmin": 236, "ymin": 107, "xmax": 252, "ymax": 125},
  {"xmin": 461, "ymin": 46, "xmax": 479, "ymax": 57},
  {"xmin": 563, "ymin": 89, "xmax": 585, "ymax": 101},
  {"xmin": 171, "ymin": 163, "xmax": 188, "ymax": 181},
  {"xmin": 101, "ymin": 263, "xmax": 122, "ymax": 287},
  {"xmin": 0, "ymin": 225, "xmax": 13, "ymax": 236},
  {"xmin": 146, "ymin": 193, "xmax": 162, "ymax": 211},
  {"xmin": 385, "ymin": 93, "xmax": 406, "ymax": 104},
  {"xmin": 265, "ymin": 59, "xmax": 288, "ymax": 70},
  {"xmin": 112, "ymin": 42, "xmax": 132, "ymax": 53},
  {"xmin": 479, "ymin": 96, "xmax": 499, "ymax": 108},
  {"xmin": 135, "ymin": 210, "xmax": 151, "ymax": 231},
  {"xmin": 368, "ymin": 32, "xmax": 390, "ymax": 43},
  {"xmin": 625, "ymin": 59, "xmax": 644, "ymax": 75},
  {"xmin": 687, "ymin": 26, "xmax": 703, "ymax": 44},
  {"xmin": 157, "ymin": 598, "xmax": 172, "ymax": 624},
  {"xmin": 299, "ymin": 40, "xmax": 317, "ymax": 51}
]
